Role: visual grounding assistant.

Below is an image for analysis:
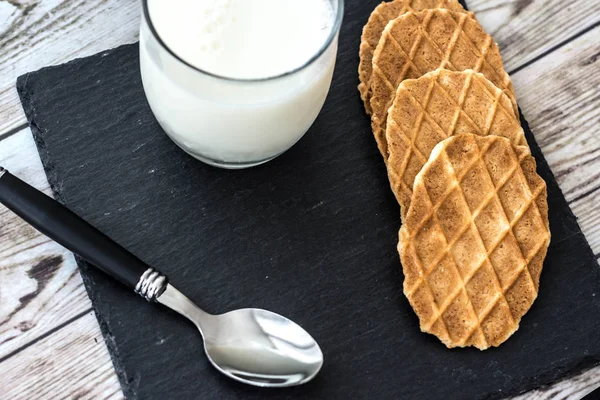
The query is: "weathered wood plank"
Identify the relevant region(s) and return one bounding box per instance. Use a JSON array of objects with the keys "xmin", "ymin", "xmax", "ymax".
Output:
[
  {"xmin": 0, "ymin": 313, "xmax": 122, "ymax": 400},
  {"xmin": 0, "ymin": 130, "xmax": 92, "ymax": 359},
  {"xmin": 511, "ymin": 25, "xmax": 600, "ymax": 256},
  {"xmin": 468, "ymin": 0, "xmax": 600, "ymax": 72},
  {"xmin": 571, "ymin": 195, "xmax": 600, "ymax": 260},
  {"xmin": 0, "ymin": 0, "xmax": 140, "ymax": 134},
  {"xmin": 514, "ymin": 365, "xmax": 600, "ymax": 400}
]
